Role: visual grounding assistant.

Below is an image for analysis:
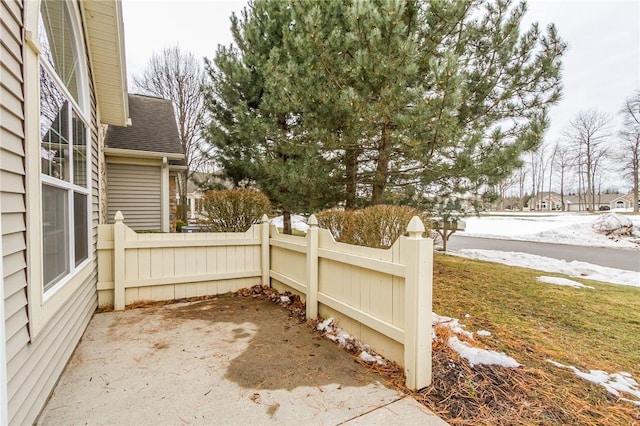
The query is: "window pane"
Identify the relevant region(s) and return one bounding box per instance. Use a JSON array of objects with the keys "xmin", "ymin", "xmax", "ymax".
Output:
[
  {"xmin": 40, "ymin": 67, "xmax": 69, "ymax": 181},
  {"xmin": 72, "ymin": 111, "xmax": 87, "ymax": 187},
  {"xmin": 39, "ymin": 1, "xmax": 79, "ymax": 103},
  {"xmin": 43, "ymin": 185, "xmax": 69, "ymax": 291},
  {"xmin": 74, "ymin": 192, "xmax": 88, "ymax": 266}
]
